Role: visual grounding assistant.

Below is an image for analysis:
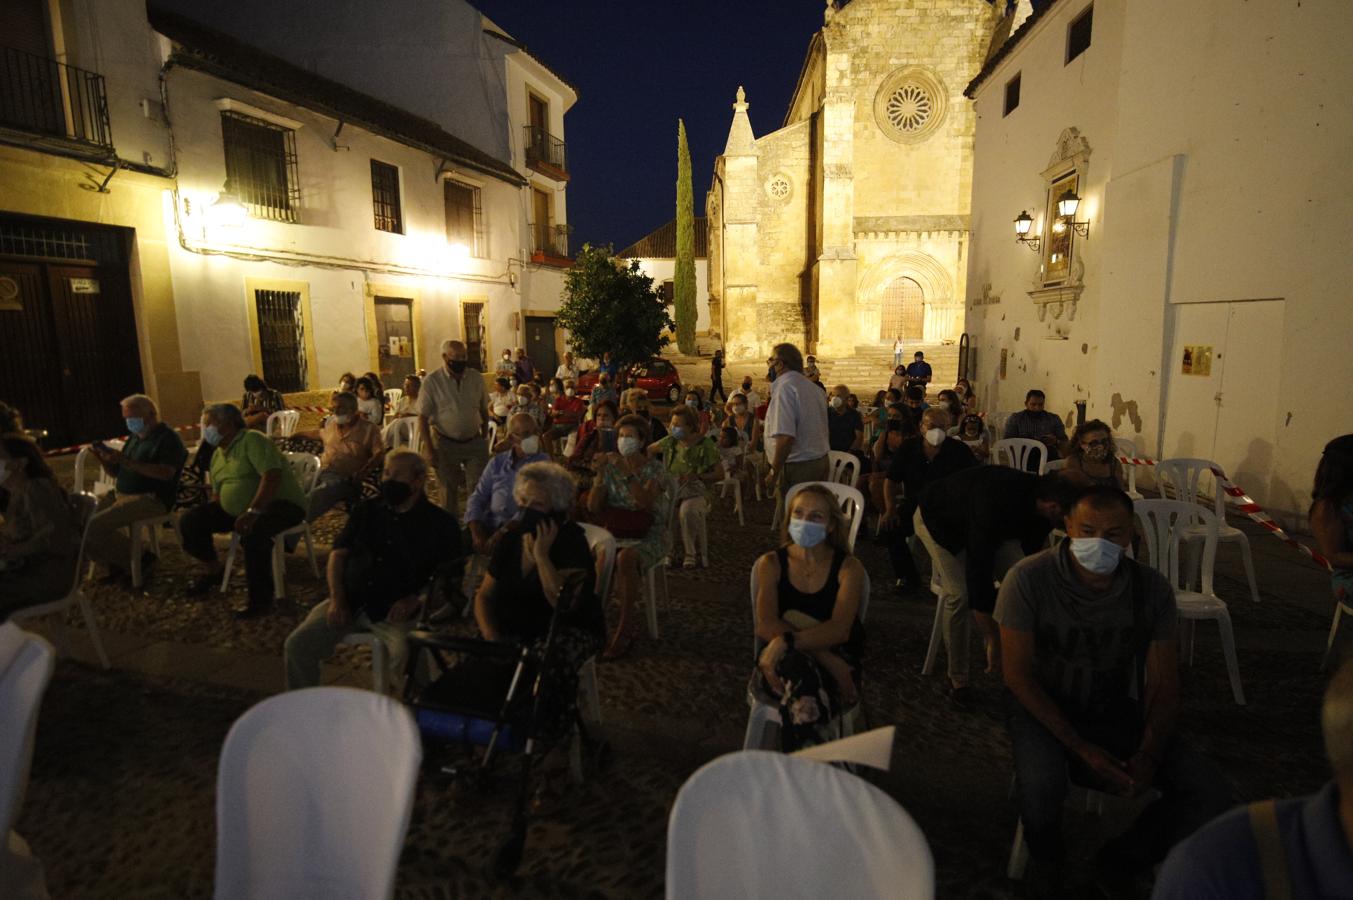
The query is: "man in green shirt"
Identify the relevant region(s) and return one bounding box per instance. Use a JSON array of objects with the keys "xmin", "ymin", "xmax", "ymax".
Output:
[
  {"xmin": 86, "ymin": 394, "xmax": 187, "ymax": 584},
  {"xmin": 180, "ymin": 403, "xmax": 306, "ymax": 618}
]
